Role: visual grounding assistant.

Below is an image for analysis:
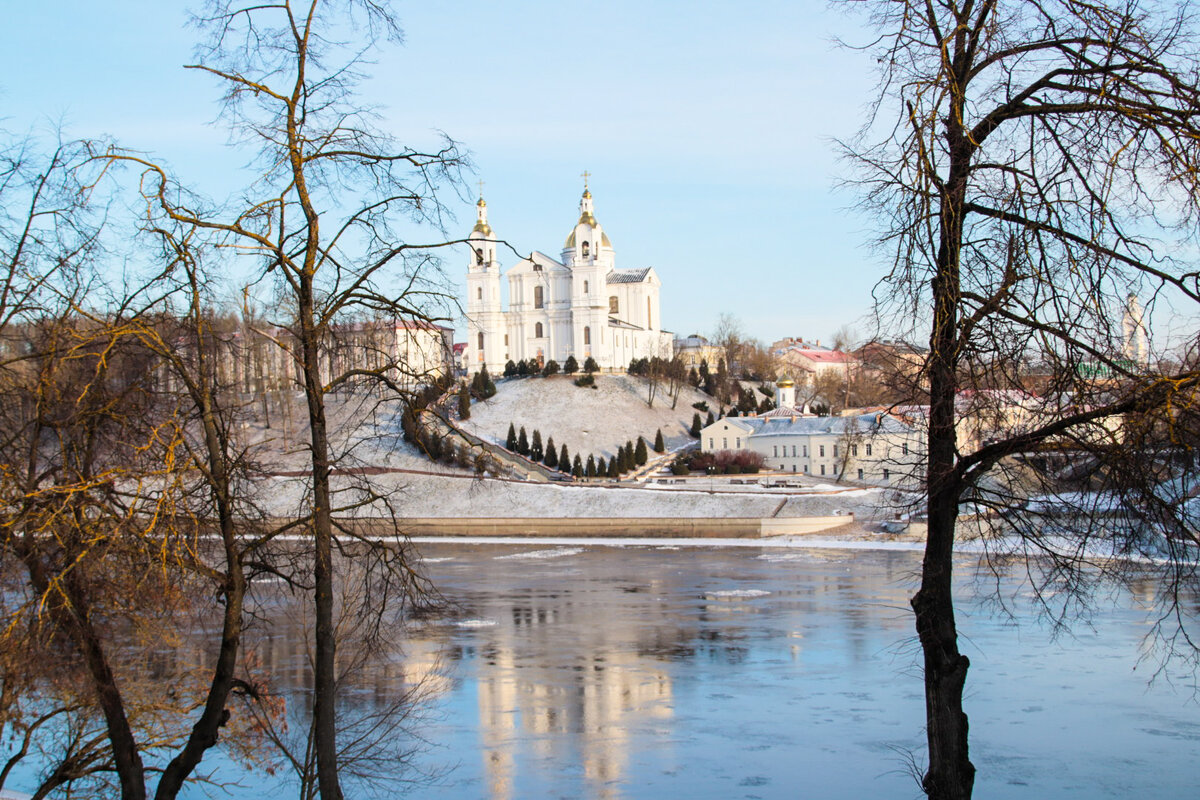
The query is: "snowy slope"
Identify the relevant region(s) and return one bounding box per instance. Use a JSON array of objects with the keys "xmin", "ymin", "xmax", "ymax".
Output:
[{"xmin": 460, "ymin": 373, "xmax": 713, "ymax": 461}]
